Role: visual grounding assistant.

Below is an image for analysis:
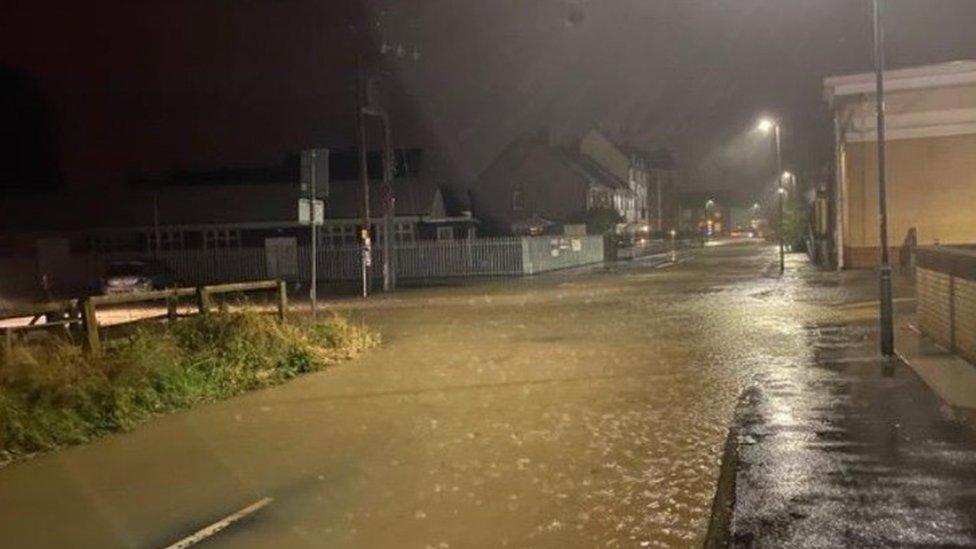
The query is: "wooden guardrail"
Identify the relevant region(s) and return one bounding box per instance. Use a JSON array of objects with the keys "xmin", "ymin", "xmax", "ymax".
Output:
[{"xmin": 2, "ymin": 279, "xmax": 288, "ymax": 360}]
